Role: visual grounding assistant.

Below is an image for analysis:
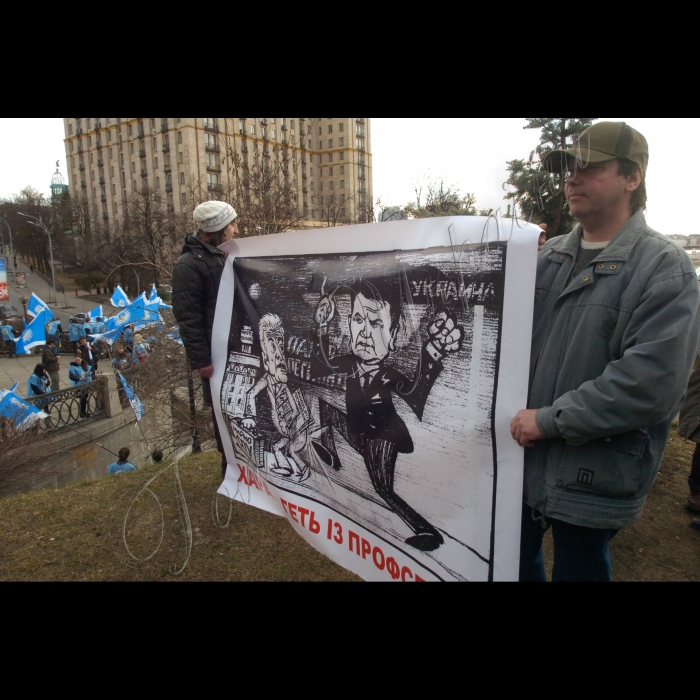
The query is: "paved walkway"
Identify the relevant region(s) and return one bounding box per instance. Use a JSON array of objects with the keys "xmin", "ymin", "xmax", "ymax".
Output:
[{"xmin": 2, "ymin": 258, "xmax": 109, "ymax": 395}]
